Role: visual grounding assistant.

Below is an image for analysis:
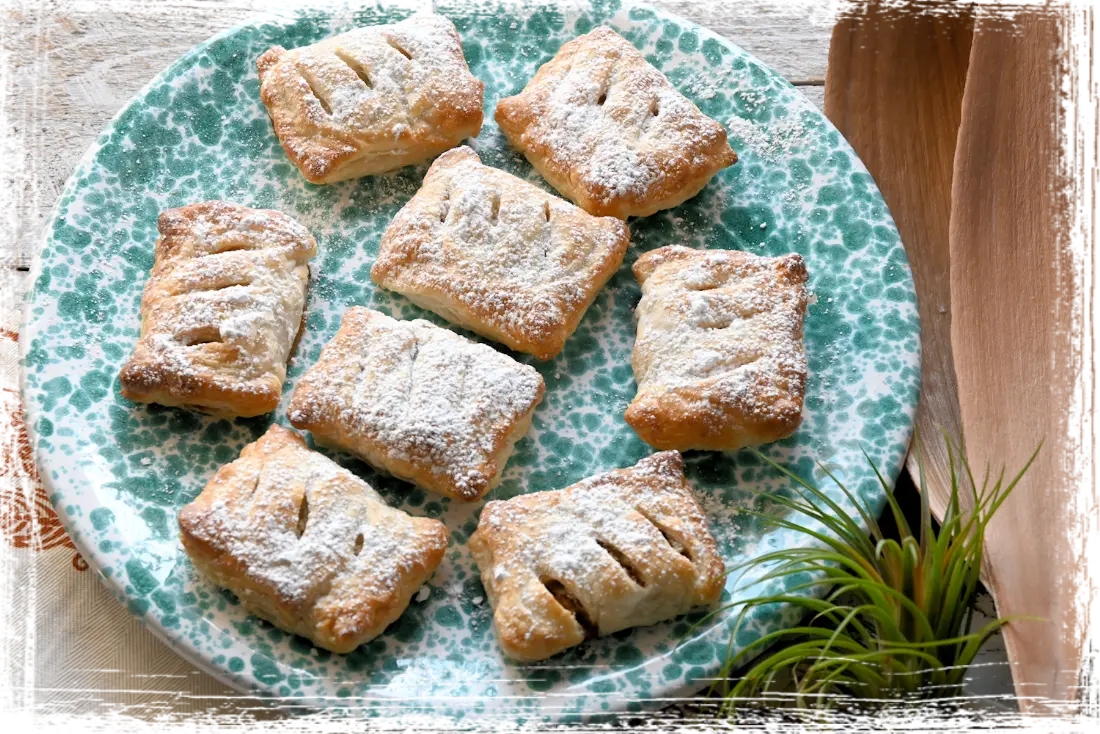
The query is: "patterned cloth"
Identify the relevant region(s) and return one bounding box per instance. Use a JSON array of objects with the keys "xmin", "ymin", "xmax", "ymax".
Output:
[{"xmin": 0, "ymin": 301, "xmax": 730, "ymax": 730}]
